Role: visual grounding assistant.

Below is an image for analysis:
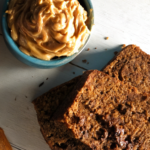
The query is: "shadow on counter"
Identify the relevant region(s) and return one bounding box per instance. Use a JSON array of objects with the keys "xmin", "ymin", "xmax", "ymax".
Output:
[{"xmin": 71, "ymin": 45, "xmax": 123, "ymax": 71}]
